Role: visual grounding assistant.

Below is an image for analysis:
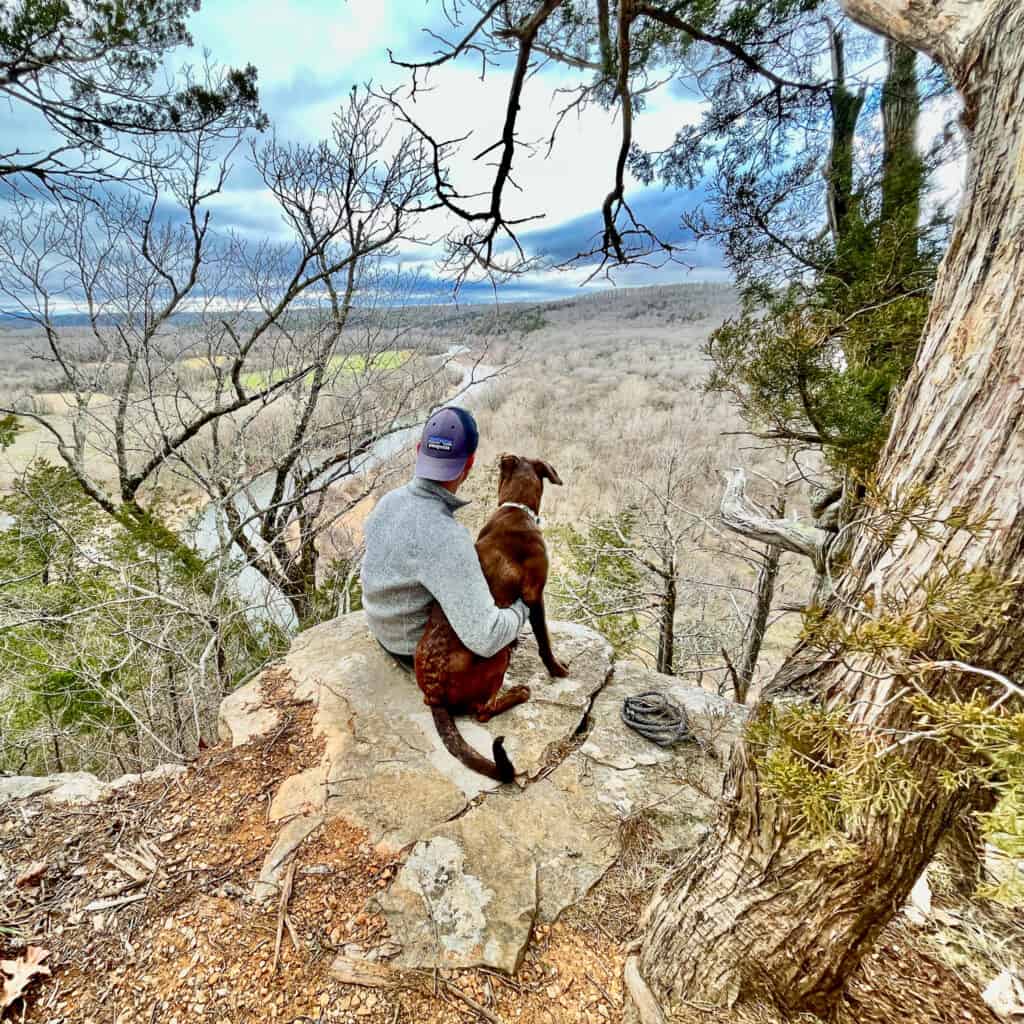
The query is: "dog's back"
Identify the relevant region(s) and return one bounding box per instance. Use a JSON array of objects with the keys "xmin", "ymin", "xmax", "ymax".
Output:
[
  {"xmin": 416, "ymin": 511, "xmax": 530, "ymax": 704},
  {"xmin": 414, "ymin": 455, "xmax": 563, "ymax": 782}
]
